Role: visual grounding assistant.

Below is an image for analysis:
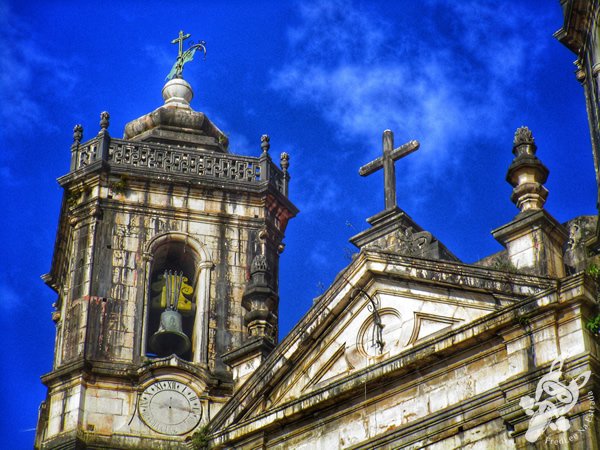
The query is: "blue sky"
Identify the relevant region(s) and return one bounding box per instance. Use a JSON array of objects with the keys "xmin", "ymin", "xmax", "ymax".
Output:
[{"xmin": 1, "ymin": 1, "xmax": 595, "ymax": 447}]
